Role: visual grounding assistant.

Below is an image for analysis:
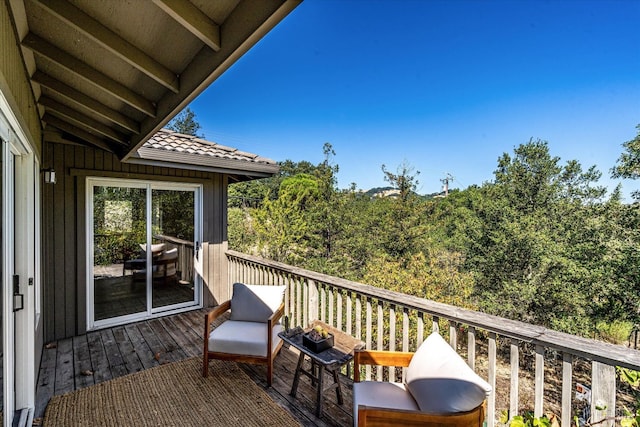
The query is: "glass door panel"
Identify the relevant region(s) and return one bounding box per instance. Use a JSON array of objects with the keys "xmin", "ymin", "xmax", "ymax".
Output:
[
  {"xmin": 151, "ymin": 189, "xmax": 195, "ymax": 310},
  {"xmin": 93, "ymin": 185, "xmax": 147, "ymax": 321}
]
